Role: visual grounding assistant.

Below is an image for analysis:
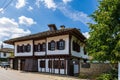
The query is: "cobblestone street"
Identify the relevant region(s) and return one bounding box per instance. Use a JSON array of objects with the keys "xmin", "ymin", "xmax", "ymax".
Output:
[{"xmin": 0, "ymin": 68, "xmax": 86, "ymax": 80}]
